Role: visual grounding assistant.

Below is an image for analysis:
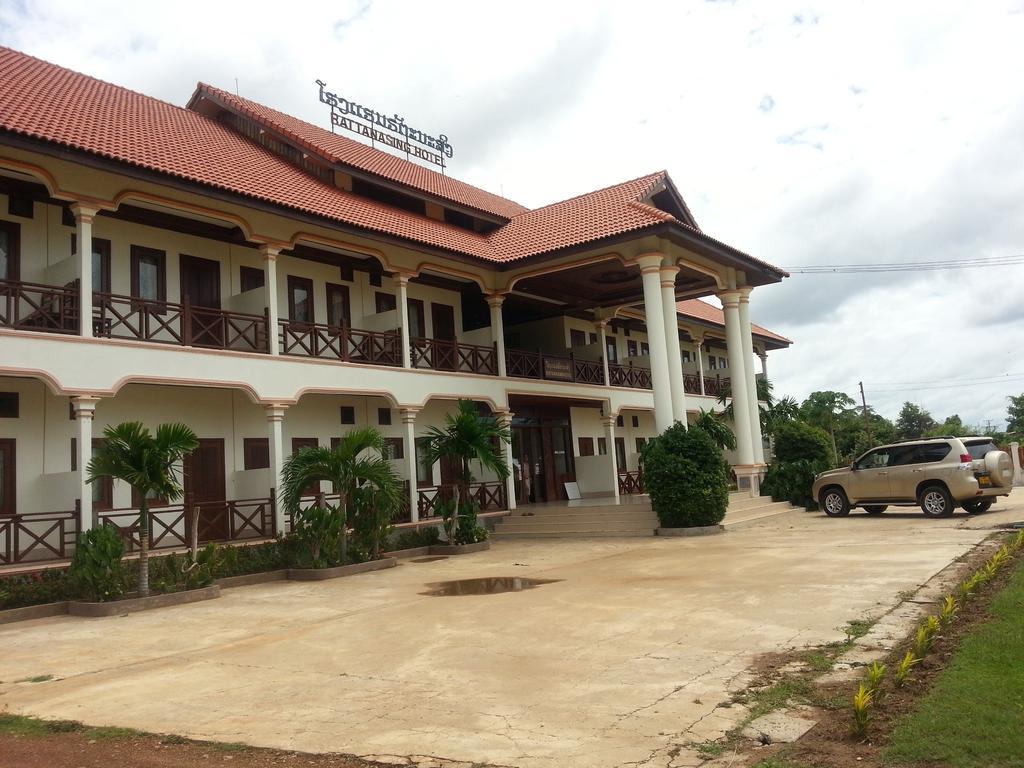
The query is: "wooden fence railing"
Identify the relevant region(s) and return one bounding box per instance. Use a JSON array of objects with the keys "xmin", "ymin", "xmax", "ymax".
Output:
[
  {"xmin": 0, "ymin": 278, "xmax": 79, "ymax": 334},
  {"xmin": 411, "ymin": 337, "xmax": 498, "ymax": 375},
  {"xmin": 280, "ymin": 321, "xmax": 401, "ymax": 365},
  {"xmin": 0, "ymin": 507, "xmax": 80, "ymax": 565},
  {"xmin": 617, "ymin": 470, "xmax": 646, "ymax": 495}
]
